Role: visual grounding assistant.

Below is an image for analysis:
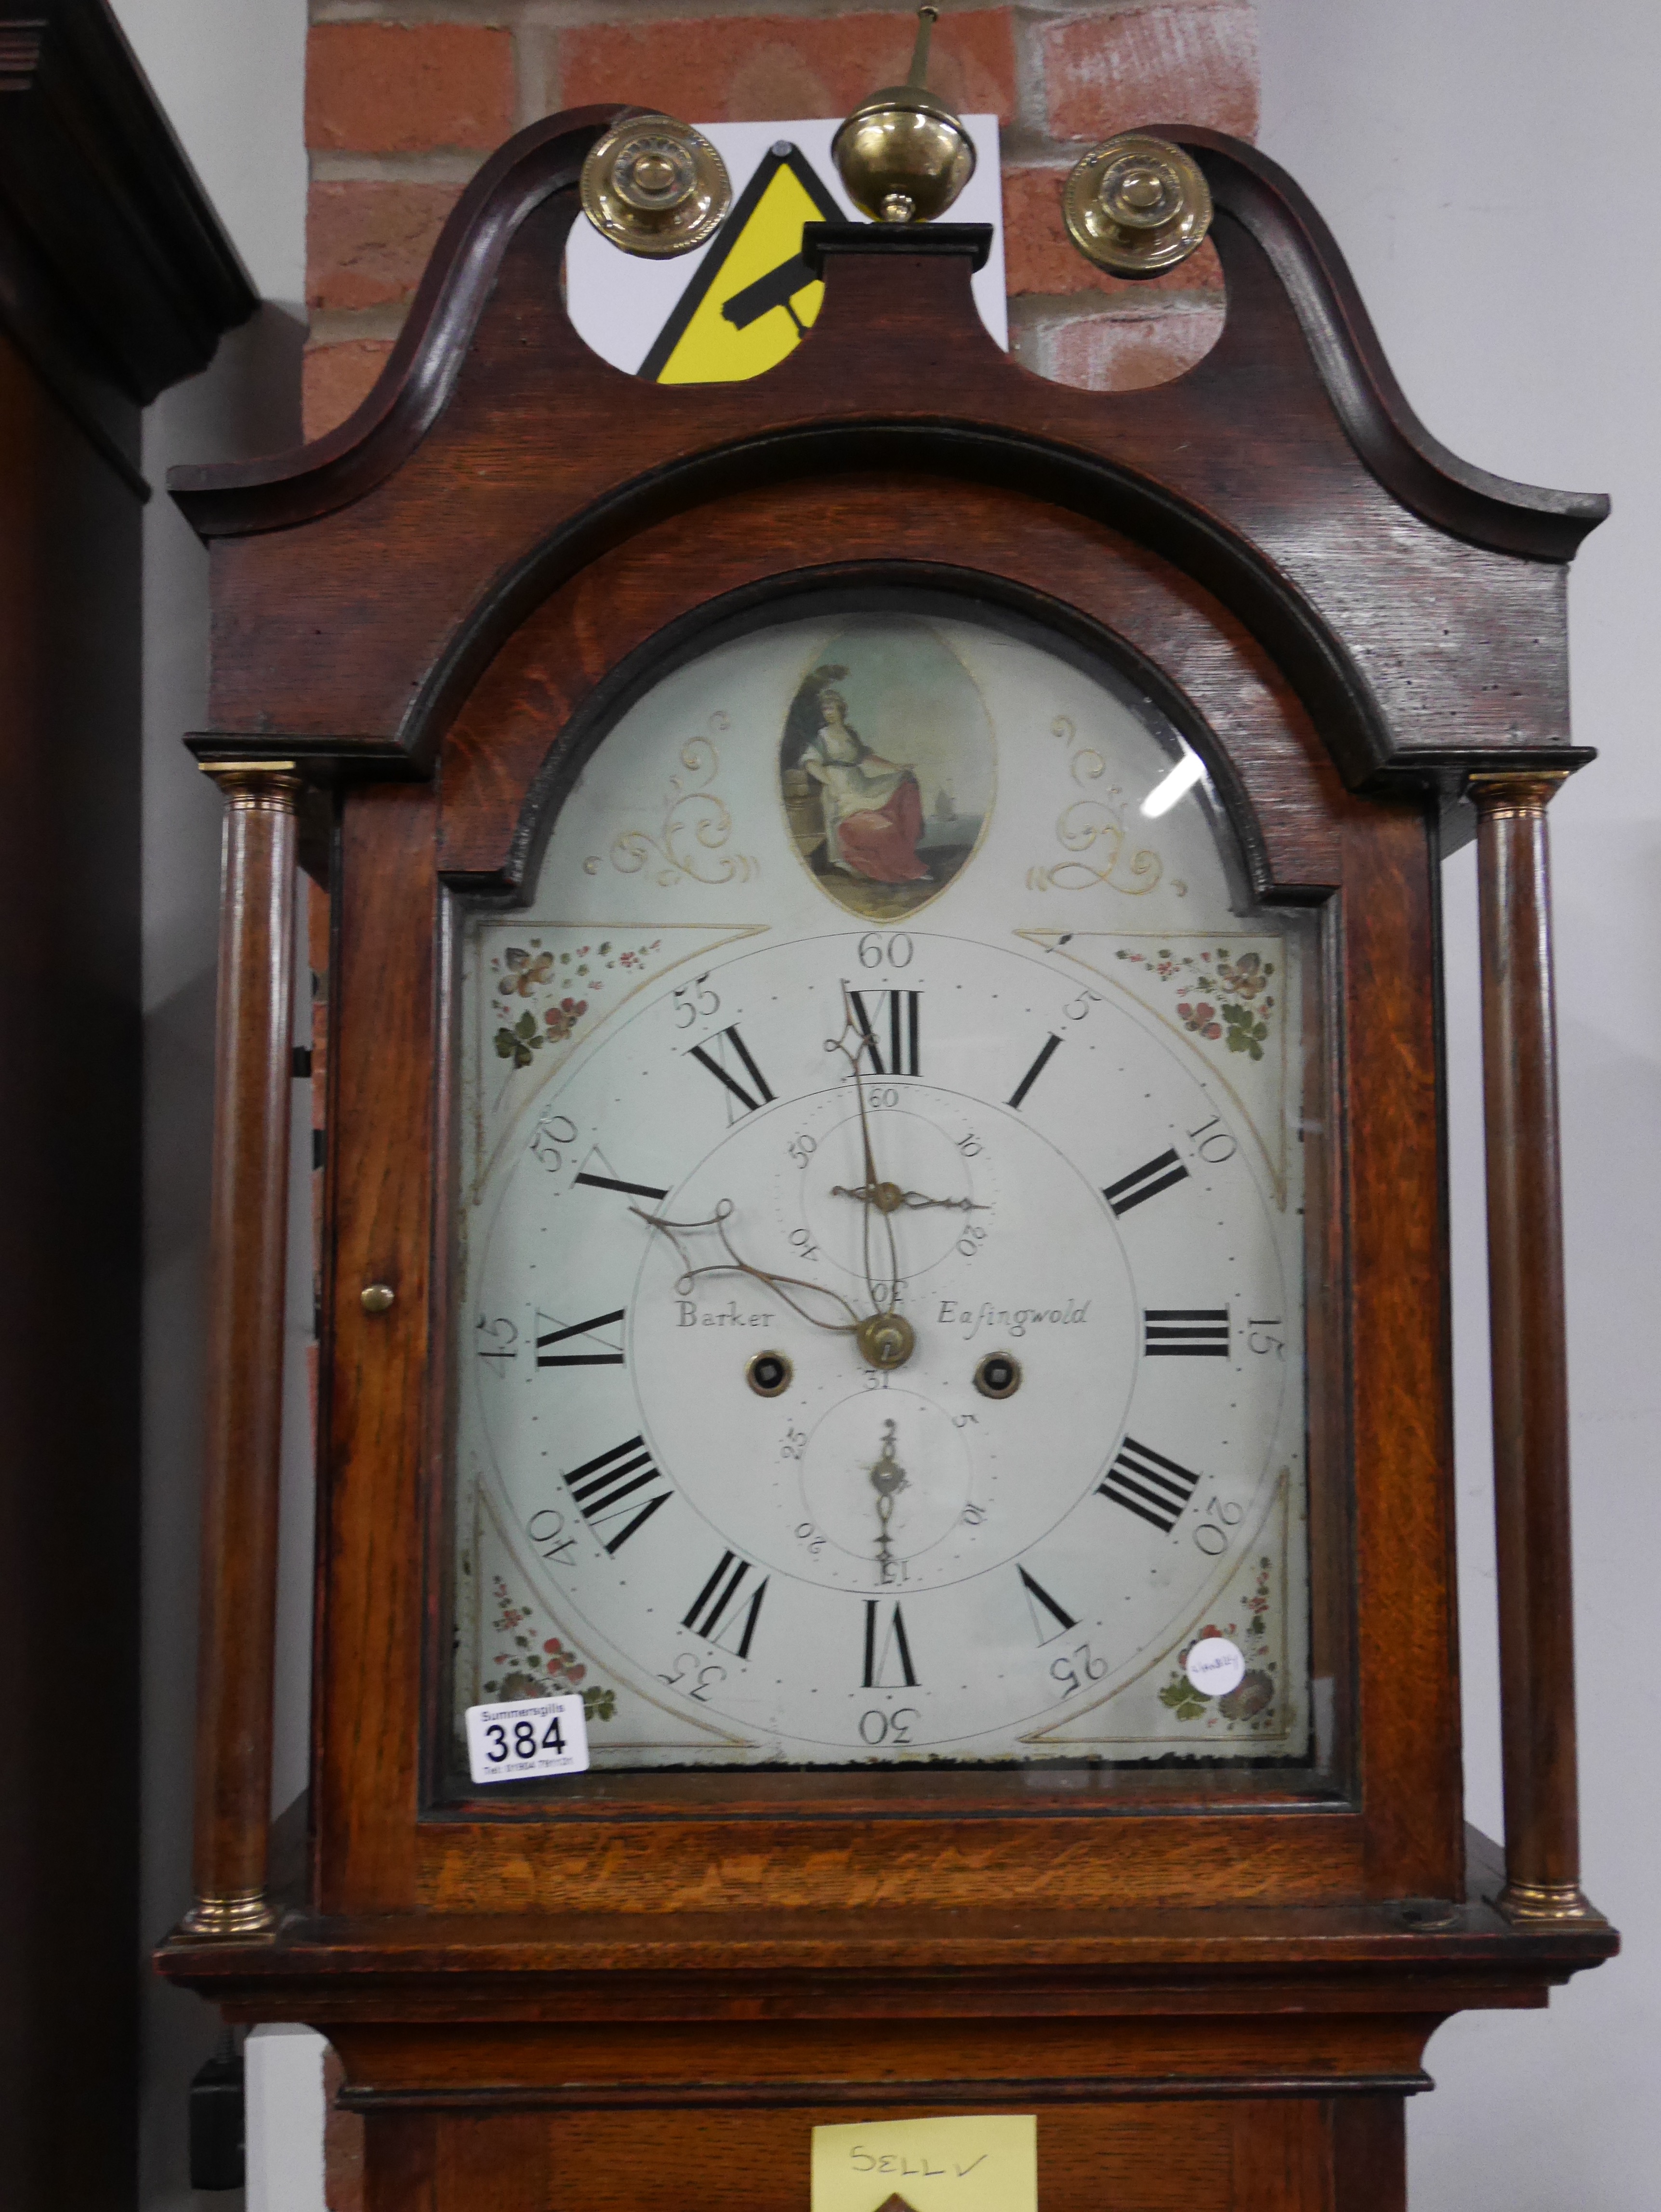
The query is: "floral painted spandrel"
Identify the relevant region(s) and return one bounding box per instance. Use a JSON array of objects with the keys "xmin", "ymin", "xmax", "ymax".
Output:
[
  {"xmin": 1117, "ymin": 942, "xmax": 1277, "ymax": 1063},
  {"xmin": 482, "ymin": 1573, "xmax": 617, "ymax": 1724},
  {"xmin": 488, "ymin": 933, "xmax": 660, "ymax": 1074},
  {"xmin": 1157, "ymin": 1550, "xmax": 1280, "ymax": 1735}
]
